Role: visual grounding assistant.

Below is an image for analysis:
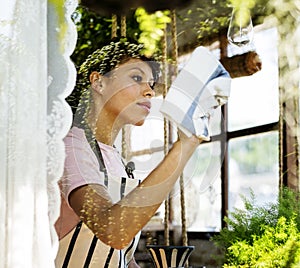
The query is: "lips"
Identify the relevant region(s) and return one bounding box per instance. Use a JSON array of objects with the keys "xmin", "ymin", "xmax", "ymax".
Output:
[{"xmin": 137, "ymin": 101, "xmax": 151, "ymax": 112}]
